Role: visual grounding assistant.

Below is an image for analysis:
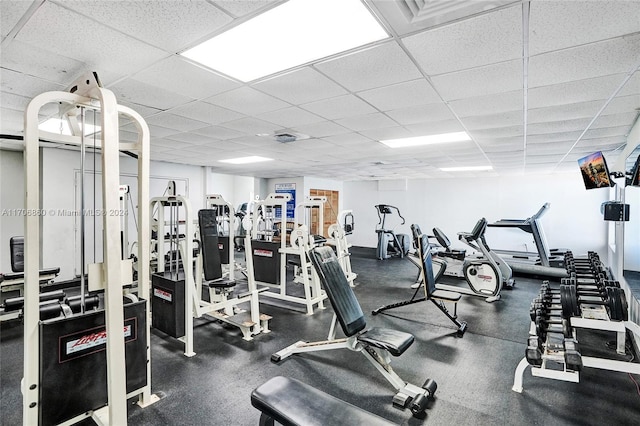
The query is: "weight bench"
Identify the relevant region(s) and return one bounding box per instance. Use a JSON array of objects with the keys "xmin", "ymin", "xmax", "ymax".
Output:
[
  {"xmin": 272, "ymin": 245, "xmax": 438, "ymax": 417},
  {"xmin": 372, "ymin": 233, "xmax": 468, "ymax": 336},
  {"xmin": 251, "ymin": 376, "xmax": 395, "ymax": 426},
  {"xmin": 0, "ymin": 236, "xmax": 60, "ymax": 295}
]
